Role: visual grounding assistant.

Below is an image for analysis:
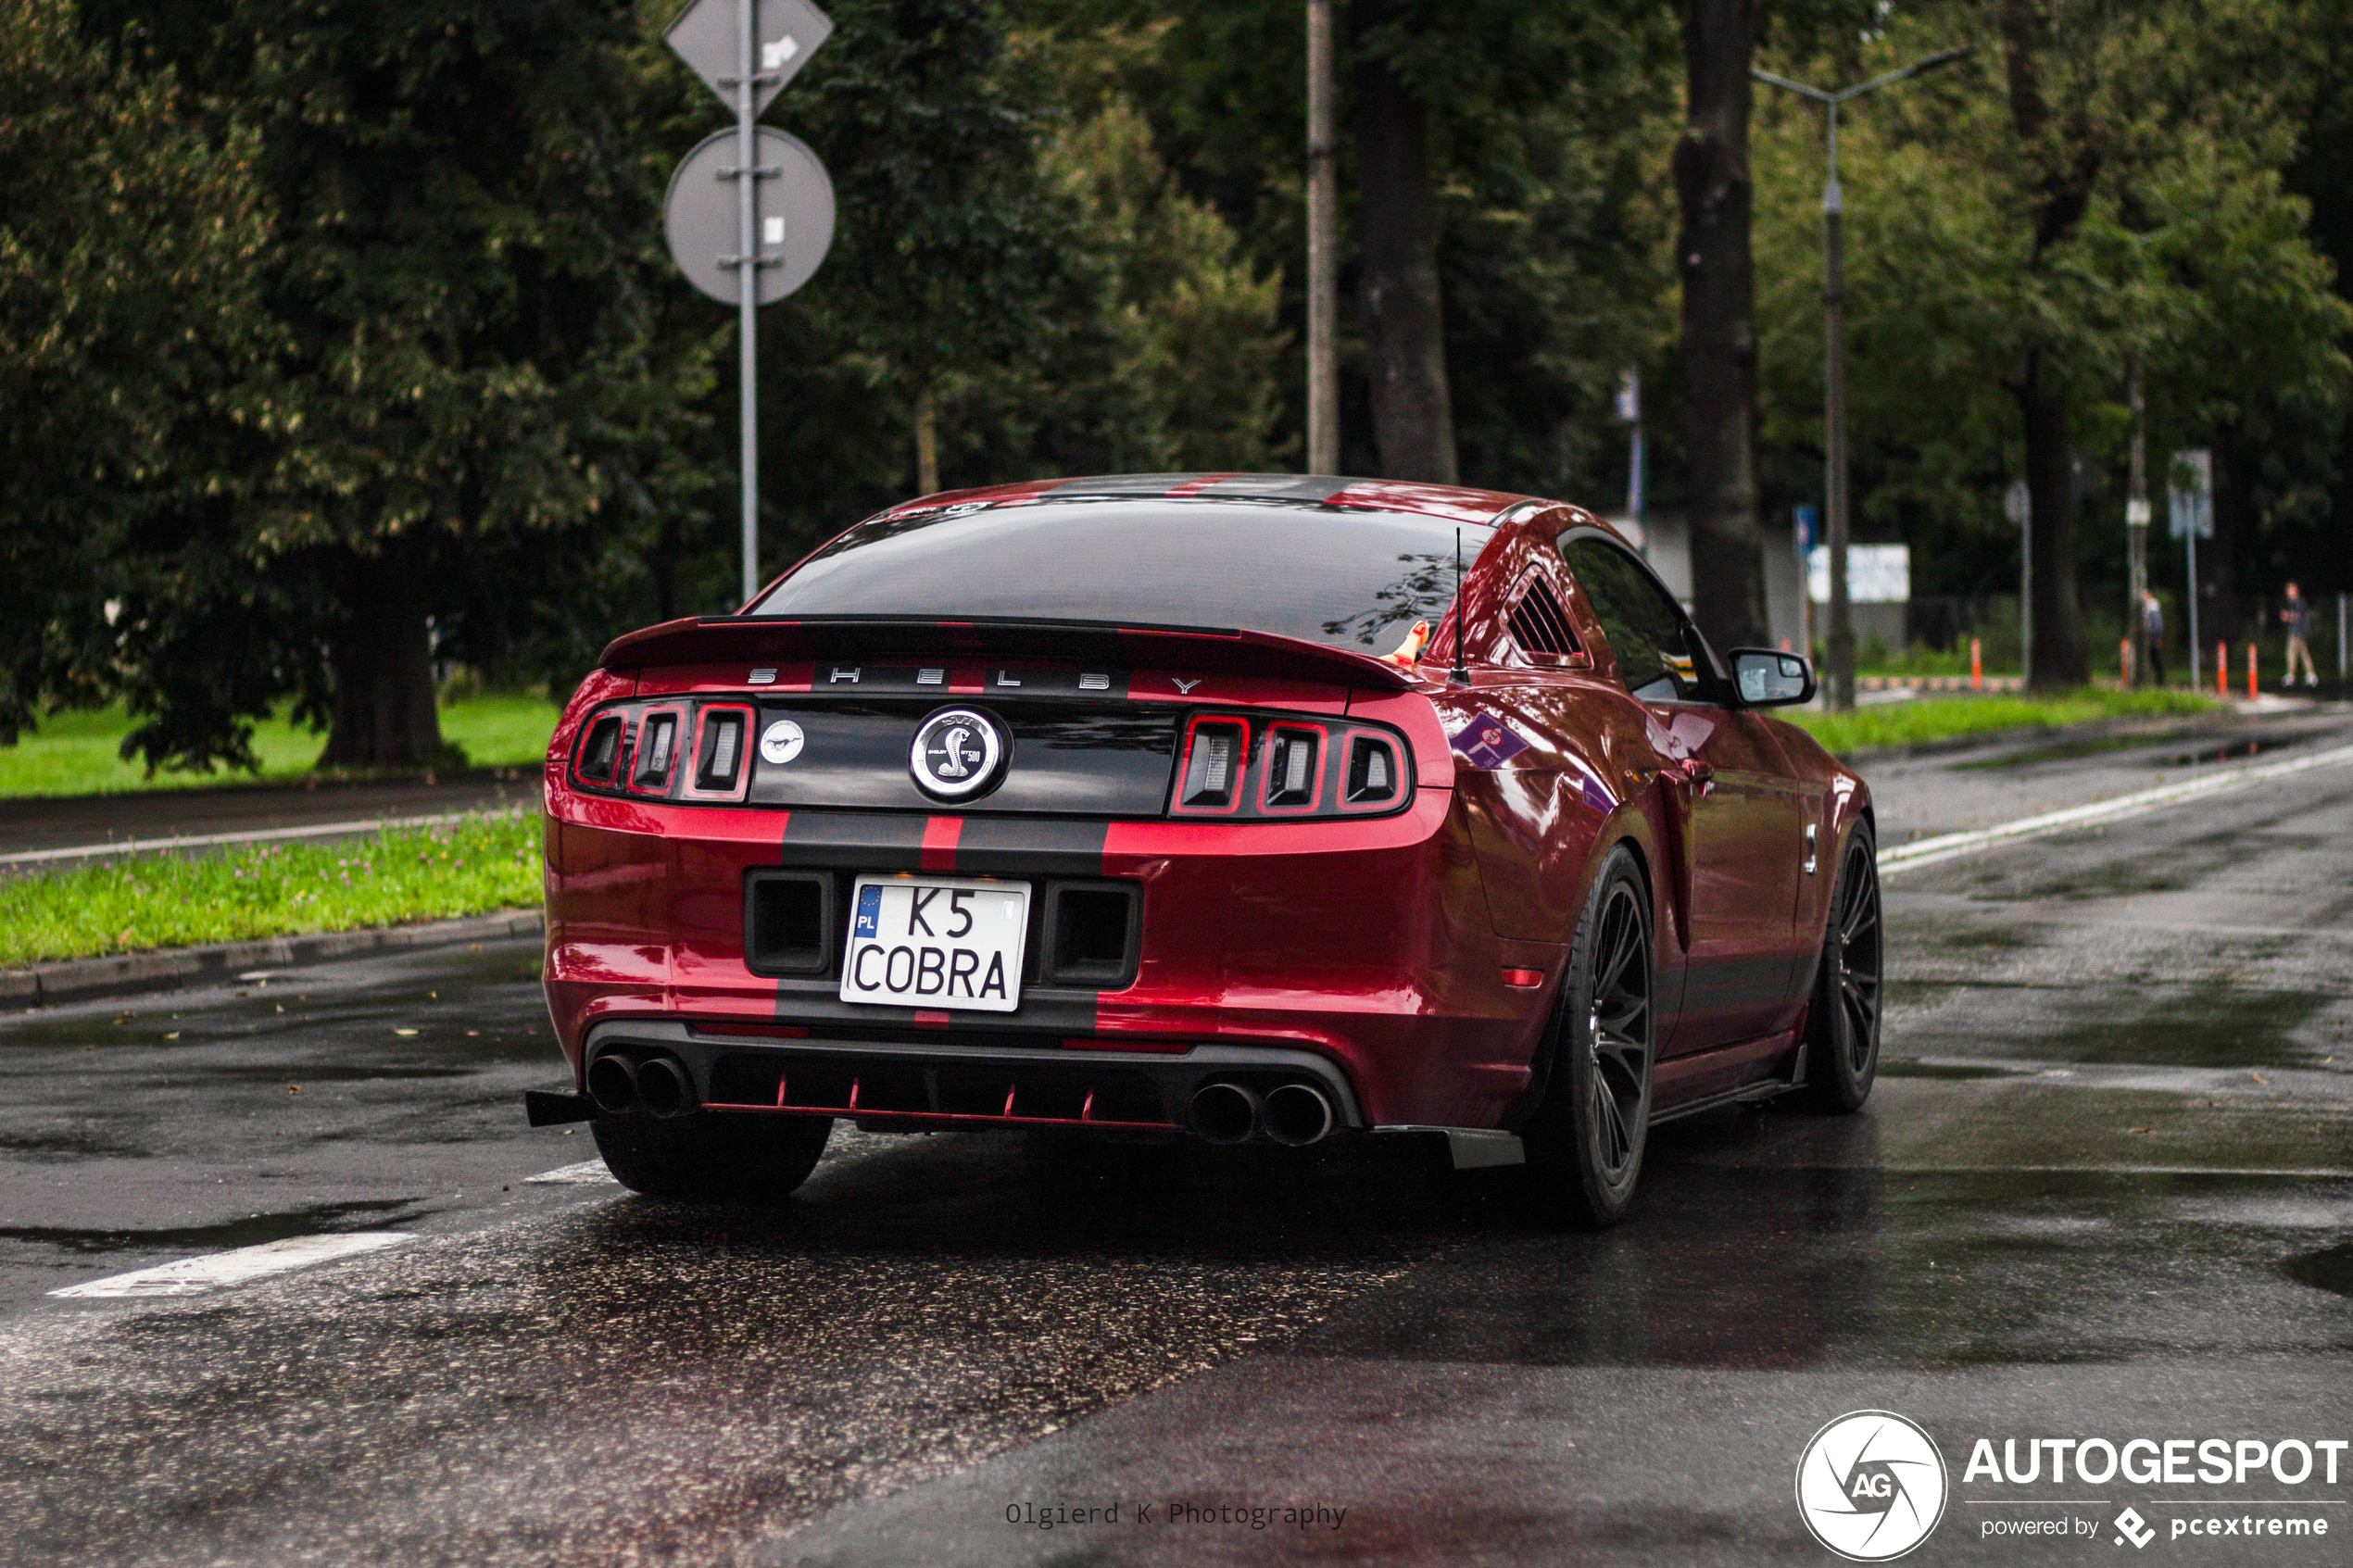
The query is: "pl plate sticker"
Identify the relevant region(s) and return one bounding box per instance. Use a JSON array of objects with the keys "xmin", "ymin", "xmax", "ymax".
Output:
[{"xmin": 1449, "ymin": 714, "xmax": 1530, "ymax": 770}]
